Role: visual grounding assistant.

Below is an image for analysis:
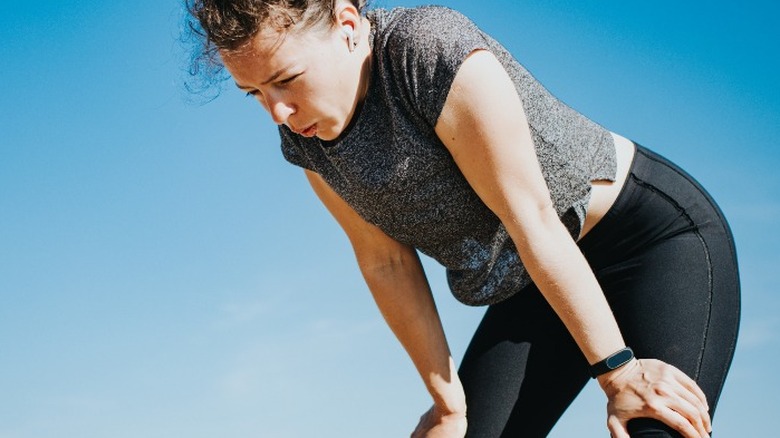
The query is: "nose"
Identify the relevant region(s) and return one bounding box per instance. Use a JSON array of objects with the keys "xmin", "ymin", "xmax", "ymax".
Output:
[{"xmin": 263, "ymin": 92, "xmax": 295, "ymax": 125}]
